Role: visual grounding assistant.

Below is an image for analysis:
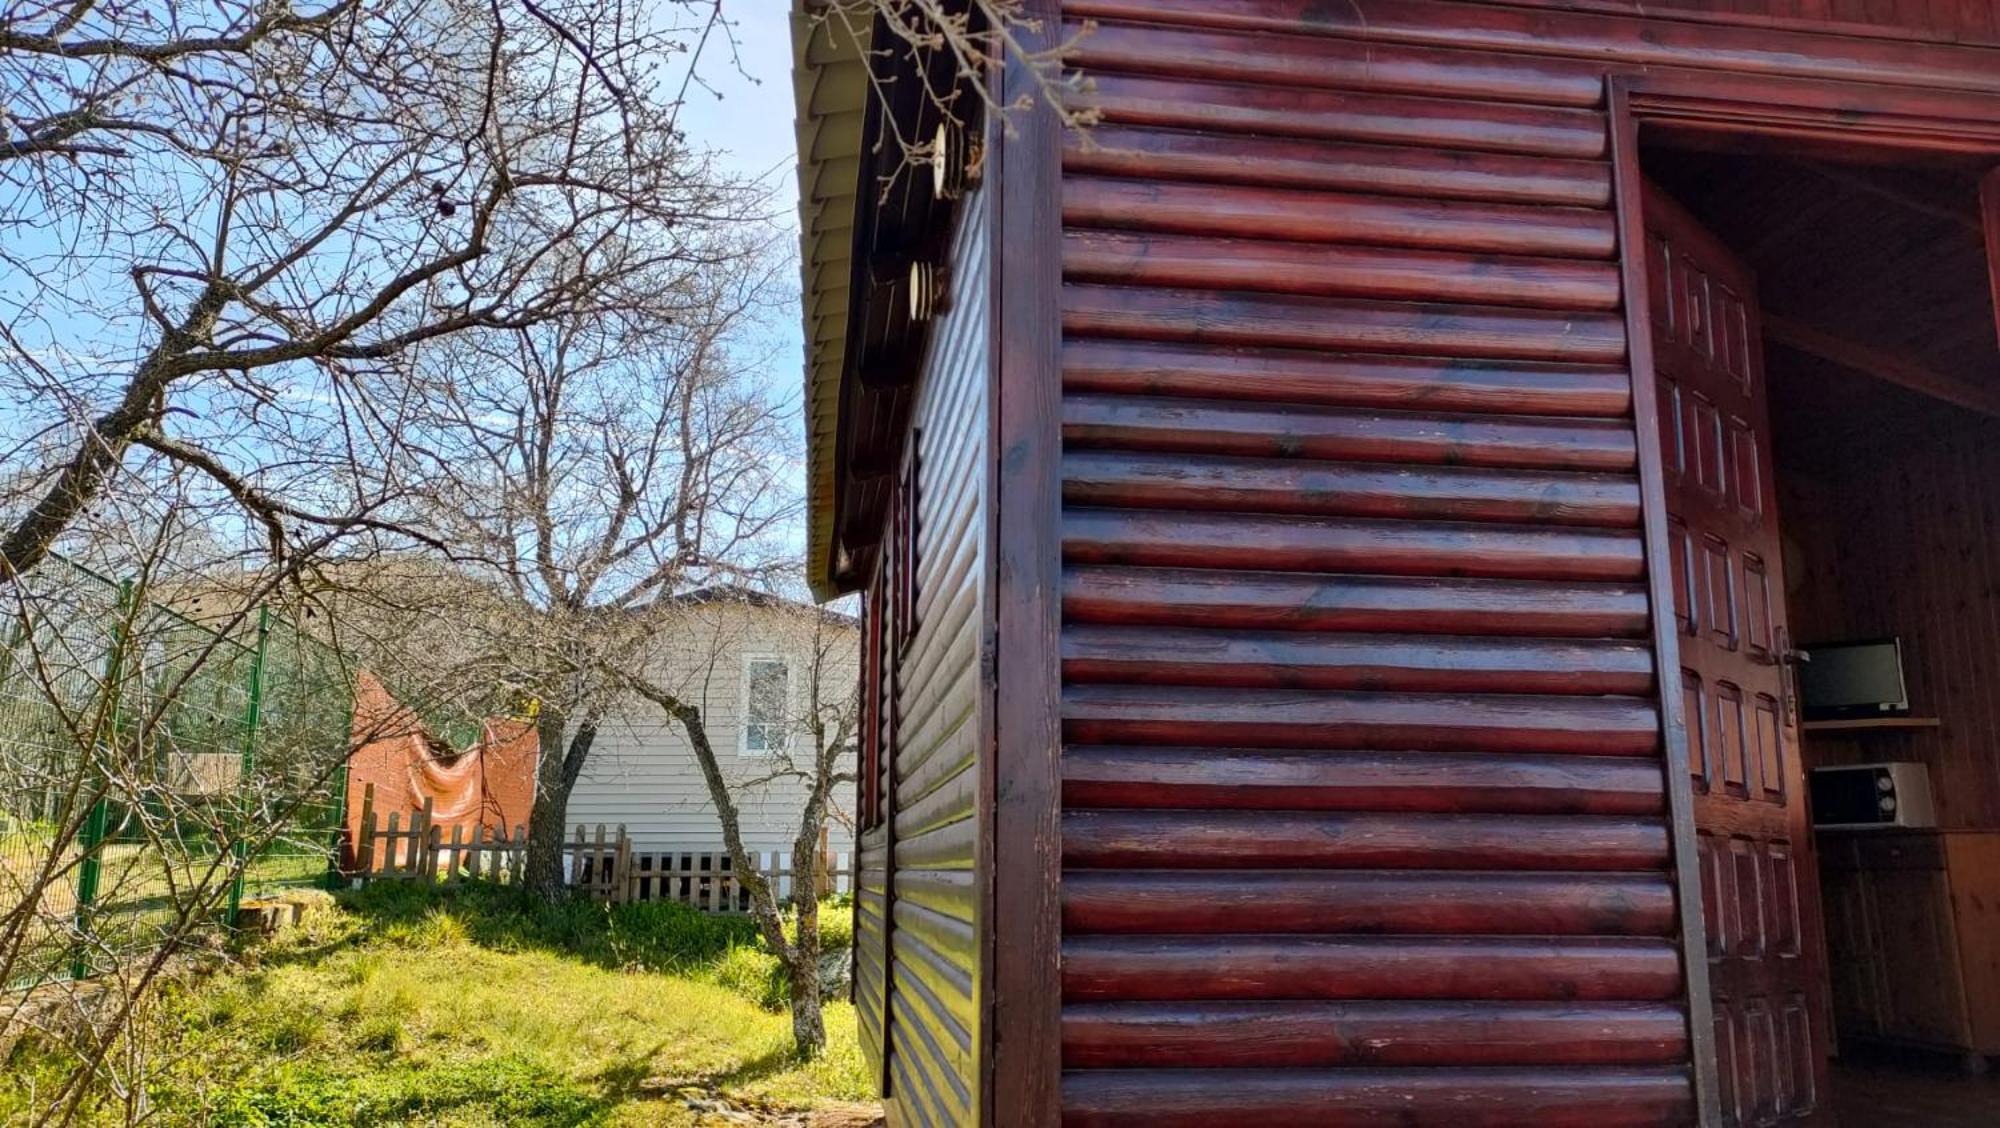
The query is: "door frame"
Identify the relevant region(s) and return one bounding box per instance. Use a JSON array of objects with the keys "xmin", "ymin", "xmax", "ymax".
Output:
[{"xmin": 1608, "ymin": 71, "xmax": 2000, "ymax": 1127}]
